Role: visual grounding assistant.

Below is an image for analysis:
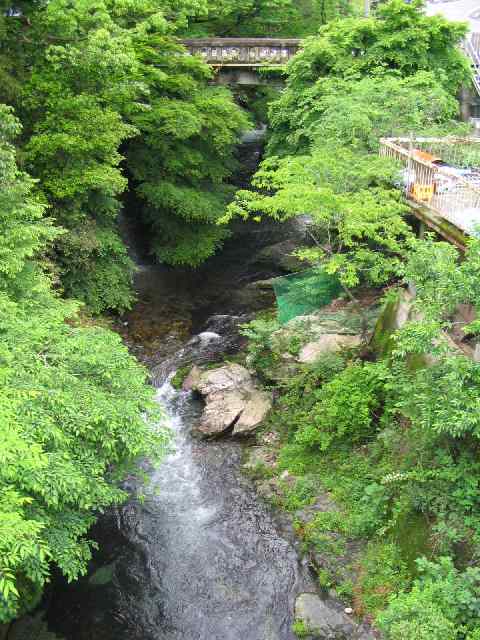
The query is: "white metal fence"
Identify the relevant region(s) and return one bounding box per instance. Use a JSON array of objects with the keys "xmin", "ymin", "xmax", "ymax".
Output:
[
  {"xmin": 380, "ymin": 137, "xmax": 480, "ymax": 235},
  {"xmin": 465, "ymin": 34, "xmax": 480, "ymax": 97}
]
